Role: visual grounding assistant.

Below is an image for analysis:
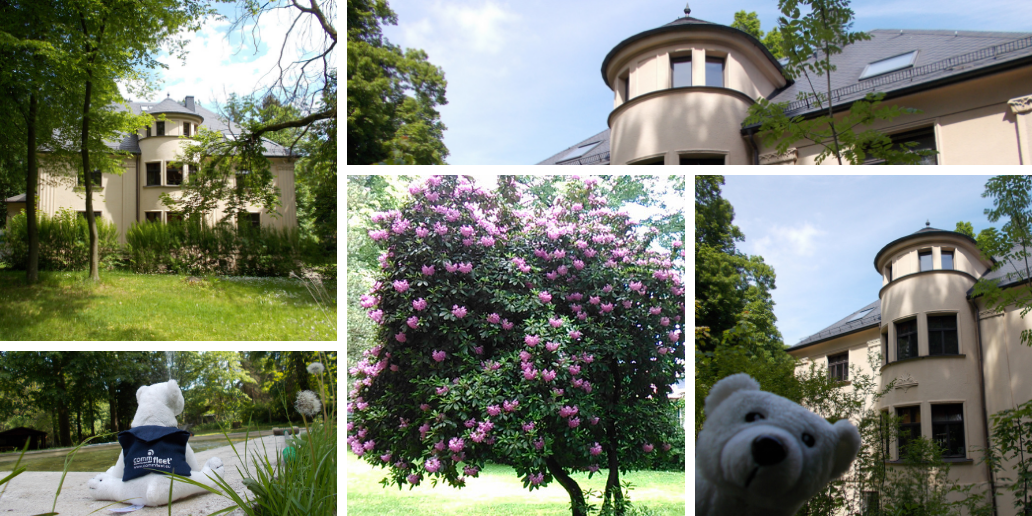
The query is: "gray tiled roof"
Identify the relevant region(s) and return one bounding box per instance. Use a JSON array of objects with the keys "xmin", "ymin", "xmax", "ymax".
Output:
[
  {"xmin": 788, "ymin": 300, "xmax": 882, "ymax": 351},
  {"xmin": 536, "ymin": 129, "xmax": 611, "ymax": 165},
  {"xmin": 969, "ymin": 245, "xmax": 1032, "ymax": 294},
  {"xmin": 4, "ymin": 194, "xmax": 26, "ymax": 203},
  {"xmin": 101, "ymin": 99, "xmax": 294, "ymax": 158},
  {"xmin": 544, "ymin": 26, "xmax": 1032, "ymax": 164},
  {"xmin": 145, "ymin": 98, "xmax": 204, "ymax": 117},
  {"xmin": 767, "ymin": 29, "xmax": 1032, "ymax": 118}
]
